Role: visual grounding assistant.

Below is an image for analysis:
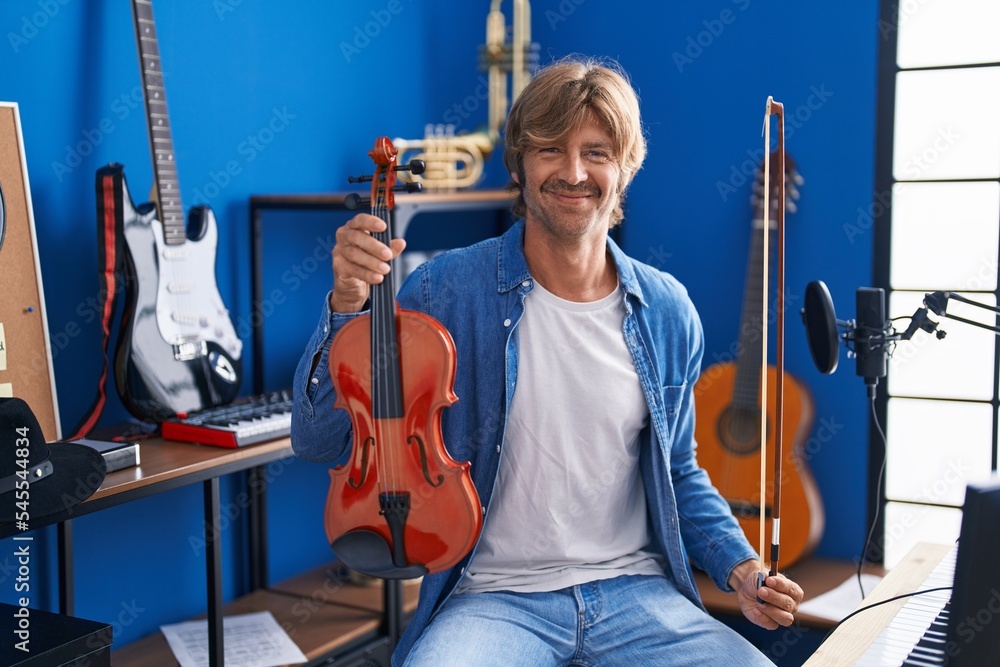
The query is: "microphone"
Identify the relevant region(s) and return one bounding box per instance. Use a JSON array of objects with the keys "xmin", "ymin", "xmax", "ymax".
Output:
[
  {"xmin": 801, "ymin": 281, "xmax": 891, "ymax": 389},
  {"xmin": 800, "ymin": 280, "xmax": 947, "ymax": 396},
  {"xmin": 854, "ymin": 287, "xmax": 888, "ymax": 388}
]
